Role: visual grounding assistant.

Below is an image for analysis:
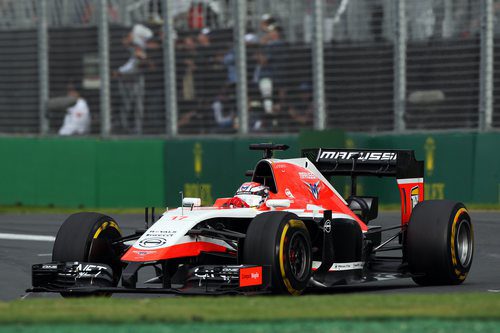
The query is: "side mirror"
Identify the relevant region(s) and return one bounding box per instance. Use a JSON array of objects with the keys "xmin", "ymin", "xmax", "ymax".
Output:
[
  {"xmin": 266, "ymin": 199, "xmax": 291, "ymax": 210},
  {"xmin": 182, "ymin": 197, "xmax": 201, "ymax": 207}
]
